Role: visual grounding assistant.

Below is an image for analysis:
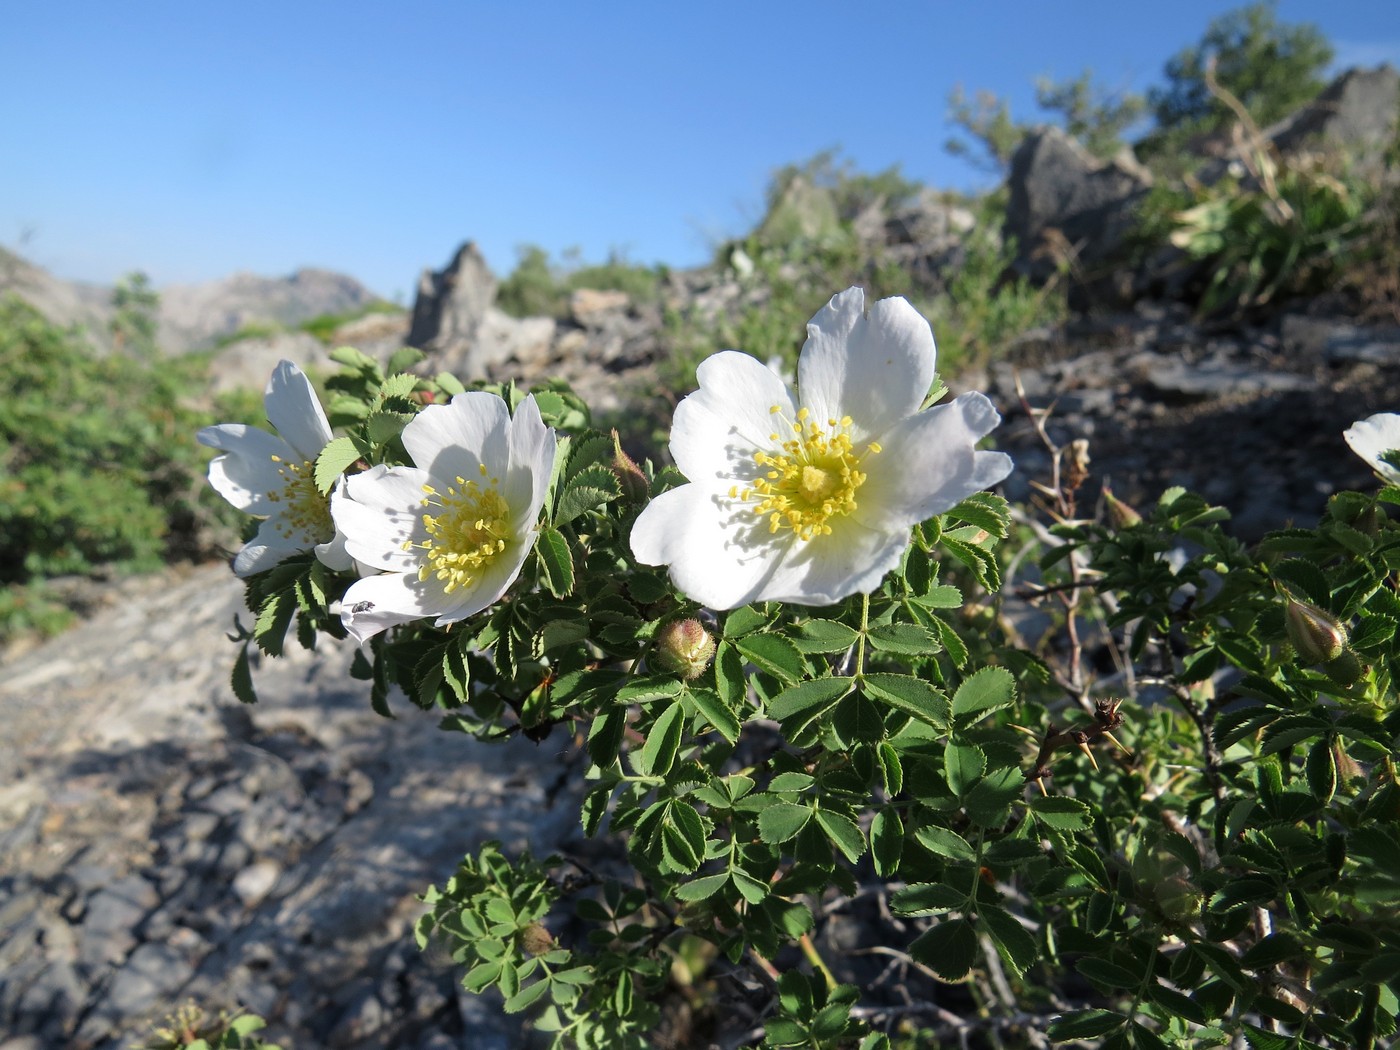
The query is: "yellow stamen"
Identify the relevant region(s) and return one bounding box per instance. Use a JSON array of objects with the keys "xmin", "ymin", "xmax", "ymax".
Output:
[
  {"xmin": 733, "ymin": 405, "xmax": 880, "ymax": 542},
  {"xmin": 412, "ymin": 473, "xmax": 511, "ymax": 594},
  {"xmin": 266, "ymin": 454, "xmax": 333, "ymax": 542}
]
